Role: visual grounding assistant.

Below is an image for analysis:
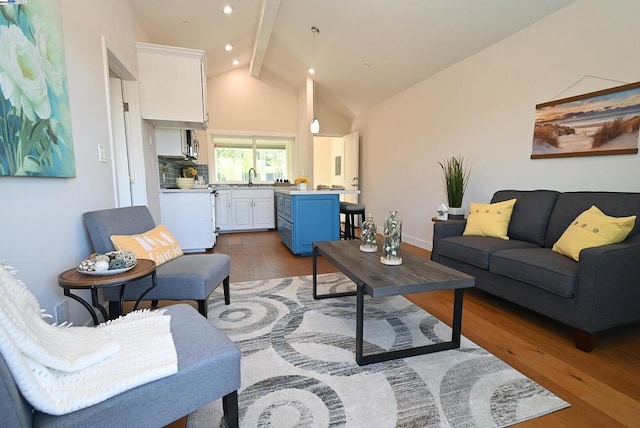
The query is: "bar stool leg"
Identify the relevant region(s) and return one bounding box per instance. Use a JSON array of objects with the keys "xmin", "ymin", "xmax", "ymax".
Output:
[
  {"xmin": 349, "ymin": 213, "xmax": 356, "ymax": 239},
  {"xmin": 344, "ymin": 212, "xmax": 352, "ymax": 239}
]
